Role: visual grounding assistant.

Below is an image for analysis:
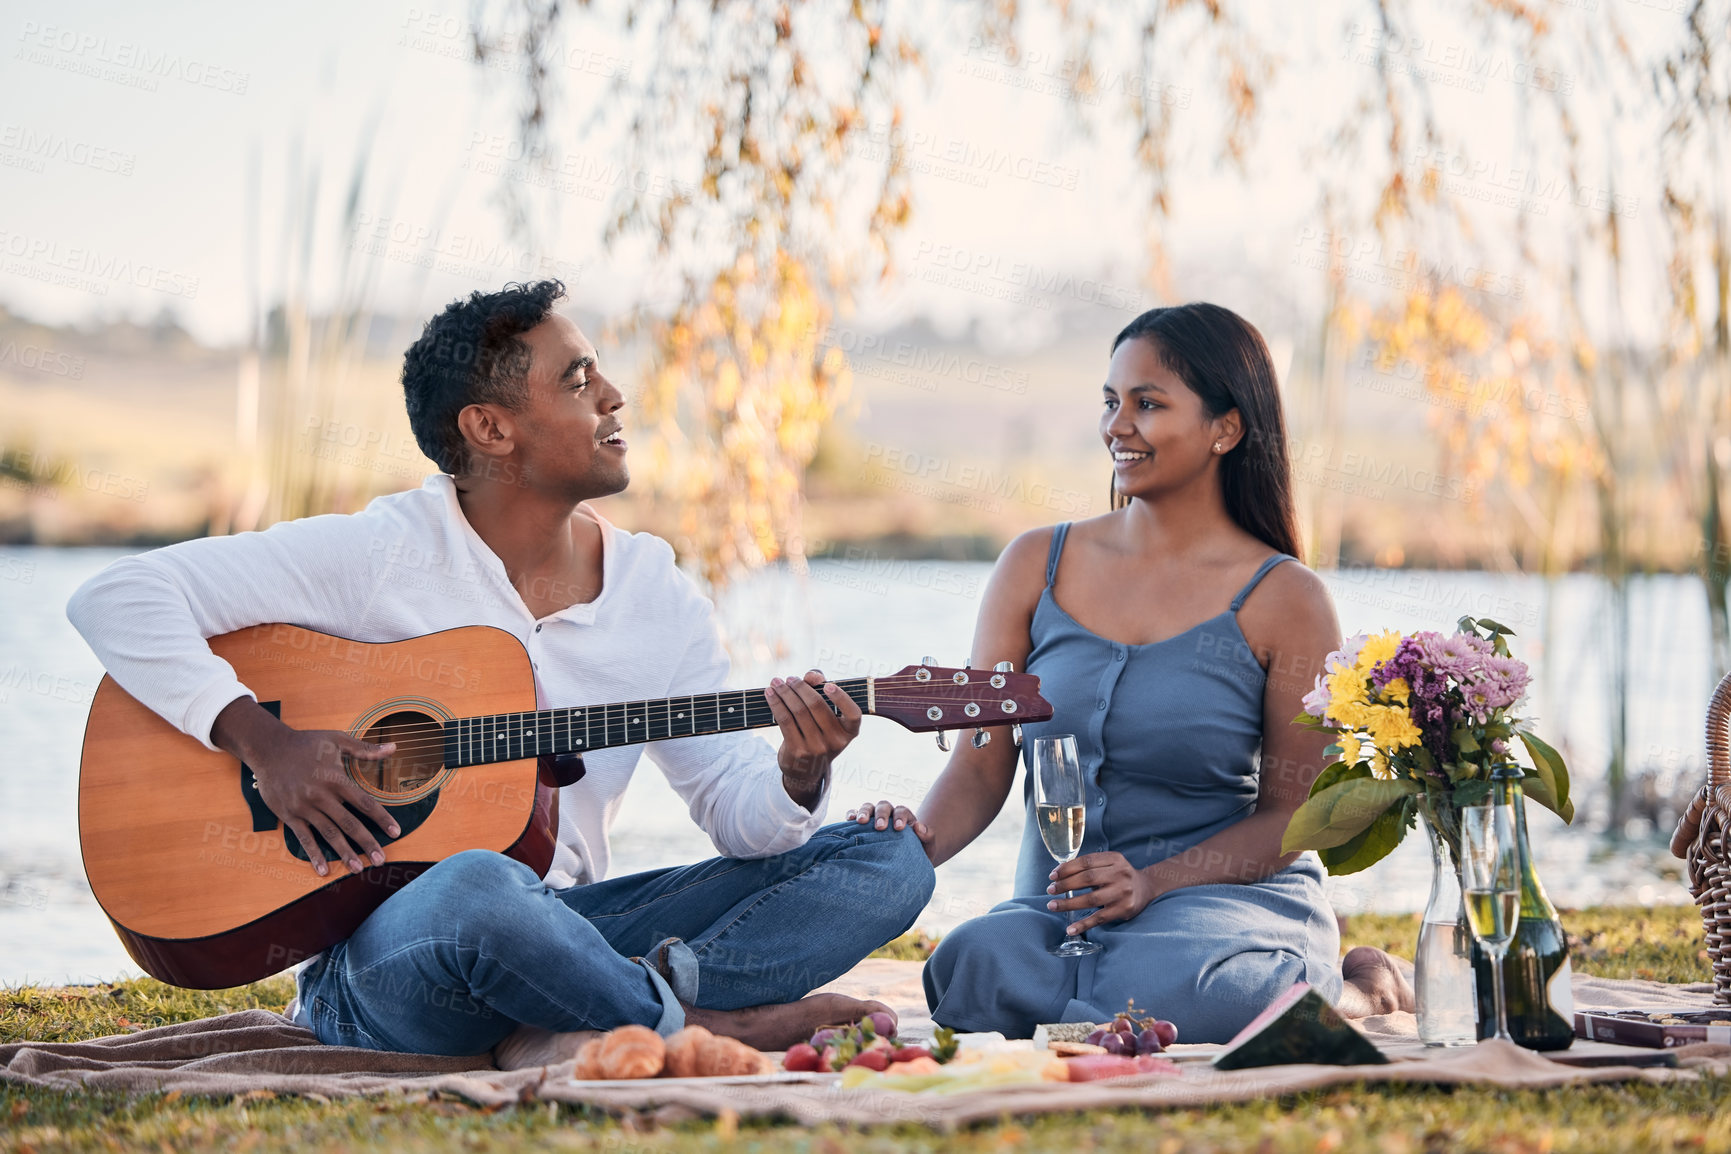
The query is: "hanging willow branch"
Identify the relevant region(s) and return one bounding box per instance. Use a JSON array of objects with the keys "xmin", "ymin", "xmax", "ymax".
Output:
[{"xmin": 471, "ymin": 0, "xmax": 1268, "ymax": 588}]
